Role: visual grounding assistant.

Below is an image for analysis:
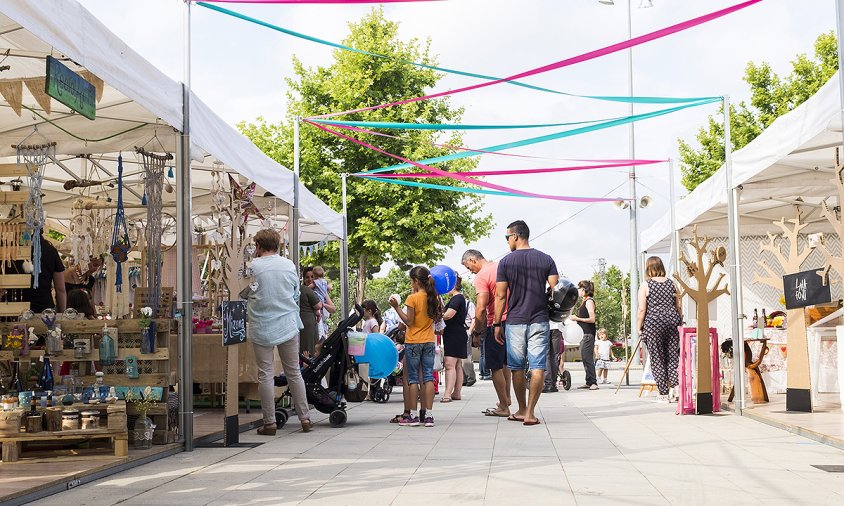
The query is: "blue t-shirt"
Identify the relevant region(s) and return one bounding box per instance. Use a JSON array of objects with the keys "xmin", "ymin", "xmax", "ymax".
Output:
[{"xmin": 496, "ymin": 248, "xmax": 558, "ymax": 325}]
